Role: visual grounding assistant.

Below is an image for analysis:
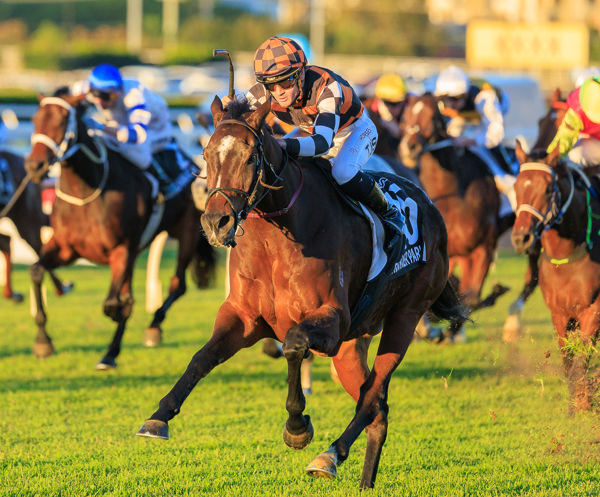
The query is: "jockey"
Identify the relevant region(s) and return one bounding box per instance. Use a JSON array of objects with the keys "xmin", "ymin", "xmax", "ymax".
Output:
[
  {"xmin": 224, "ymin": 36, "xmax": 405, "ymax": 243},
  {"xmin": 71, "ymin": 64, "xmax": 190, "ymax": 198},
  {"xmin": 547, "ymin": 76, "xmax": 600, "ymax": 170},
  {"xmin": 366, "ymin": 73, "xmax": 409, "ymax": 141},
  {"xmin": 434, "ymin": 65, "xmax": 516, "ymax": 210}
]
